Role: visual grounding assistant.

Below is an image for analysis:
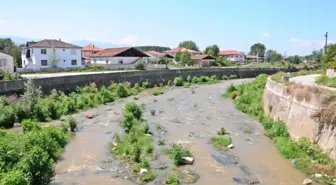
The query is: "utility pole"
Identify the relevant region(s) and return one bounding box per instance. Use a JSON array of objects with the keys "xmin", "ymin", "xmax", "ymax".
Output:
[{"xmin": 324, "ymin": 32, "xmax": 328, "ymax": 54}]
